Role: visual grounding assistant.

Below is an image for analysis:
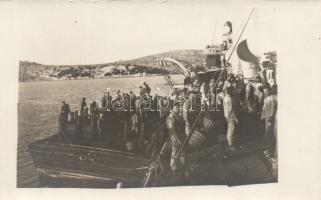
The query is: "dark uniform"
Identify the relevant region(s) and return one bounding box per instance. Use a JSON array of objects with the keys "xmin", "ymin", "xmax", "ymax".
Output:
[
  {"xmin": 90, "ymin": 101, "xmax": 100, "ymax": 140},
  {"xmin": 59, "ymin": 102, "xmax": 70, "ymax": 138},
  {"xmin": 61, "ymin": 102, "xmax": 70, "ymax": 121}
]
